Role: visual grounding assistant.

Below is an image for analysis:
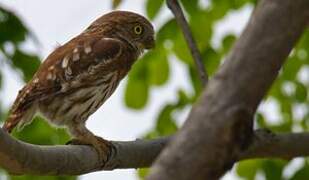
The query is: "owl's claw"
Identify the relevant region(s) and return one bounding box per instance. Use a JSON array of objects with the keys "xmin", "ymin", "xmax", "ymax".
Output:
[
  {"xmin": 93, "ymin": 136, "xmax": 114, "ymax": 165},
  {"xmin": 66, "ymin": 136, "xmax": 114, "ymax": 166}
]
